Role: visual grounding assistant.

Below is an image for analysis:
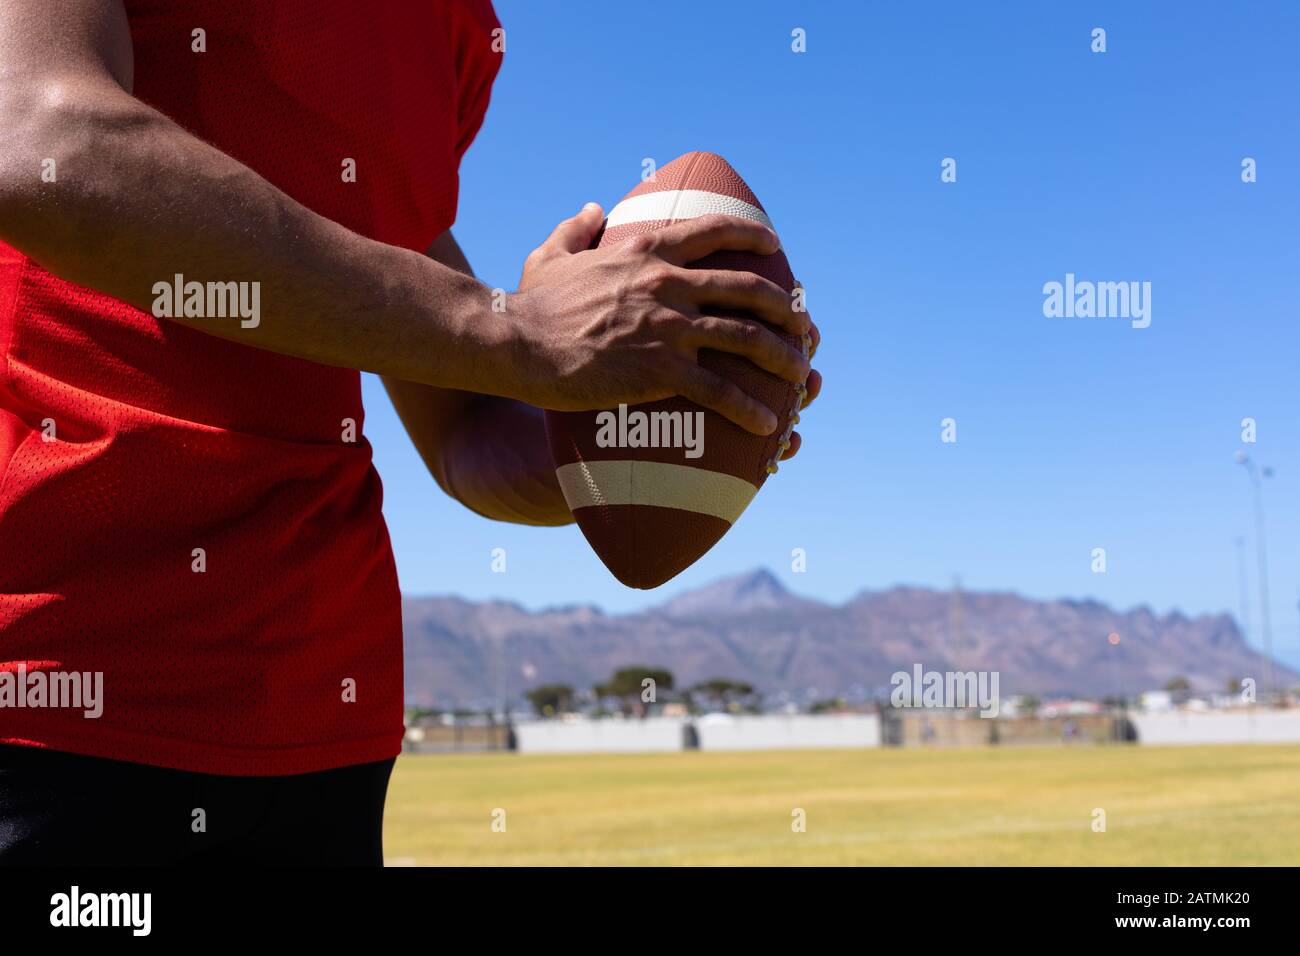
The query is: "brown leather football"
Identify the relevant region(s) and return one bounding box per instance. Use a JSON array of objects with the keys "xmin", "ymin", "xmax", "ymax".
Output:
[{"xmin": 544, "ymin": 152, "xmax": 807, "ymax": 589}]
